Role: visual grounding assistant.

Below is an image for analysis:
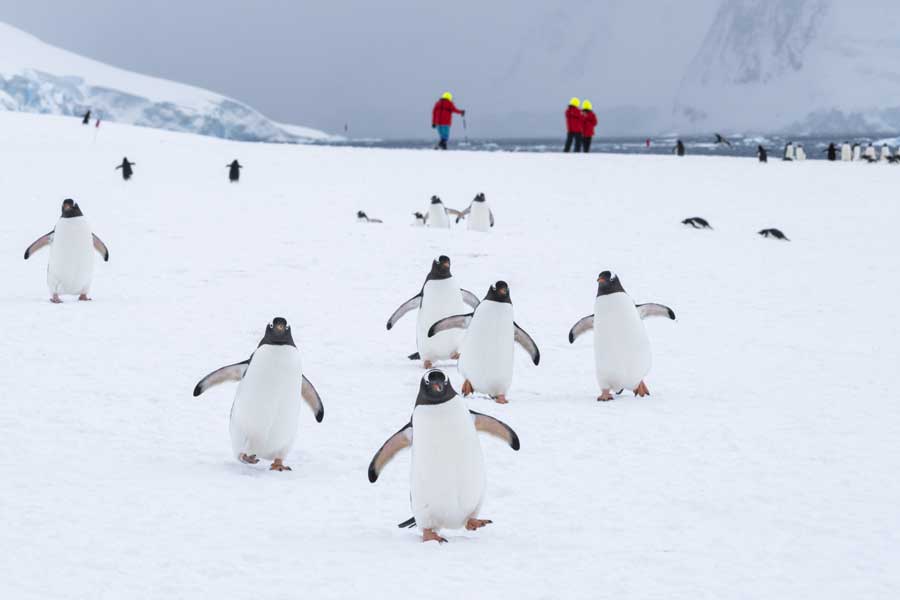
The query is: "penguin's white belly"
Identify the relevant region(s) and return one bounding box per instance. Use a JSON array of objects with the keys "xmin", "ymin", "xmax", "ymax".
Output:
[
  {"xmin": 417, "ymin": 278, "xmax": 466, "ymax": 361},
  {"xmin": 229, "ymin": 346, "xmax": 302, "ymax": 460},
  {"xmin": 796, "ymin": 148, "xmax": 806, "ymax": 161},
  {"xmin": 427, "ymin": 205, "xmax": 450, "ymax": 228},
  {"xmin": 841, "ymin": 146, "xmax": 851, "ymax": 161},
  {"xmin": 784, "ymin": 145, "xmax": 794, "ymax": 160},
  {"xmin": 47, "ymin": 217, "xmax": 95, "ymax": 296},
  {"xmin": 468, "ymin": 203, "xmax": 492, "ymax": 232},
  {"xmin": 865, "ymin": 148, "xmax": 876, "ymax": 159},
  {"xmin": 853, "ymin": 147, "xmax": 861, "ymax": 160},
  {"xmin": 592, "ymin": 294, "xmax": 651, "ymax": 391},
  {"xmin": 411, "ymin": 397, "xmax": 485, "ymax": 530},
  {"xmin": 880, "ymin": 147, "xmax": 891, "ymax": 161},
  {"xmin": 458, "ymin": 302, "xmax": 514, "ymax": 396}
]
